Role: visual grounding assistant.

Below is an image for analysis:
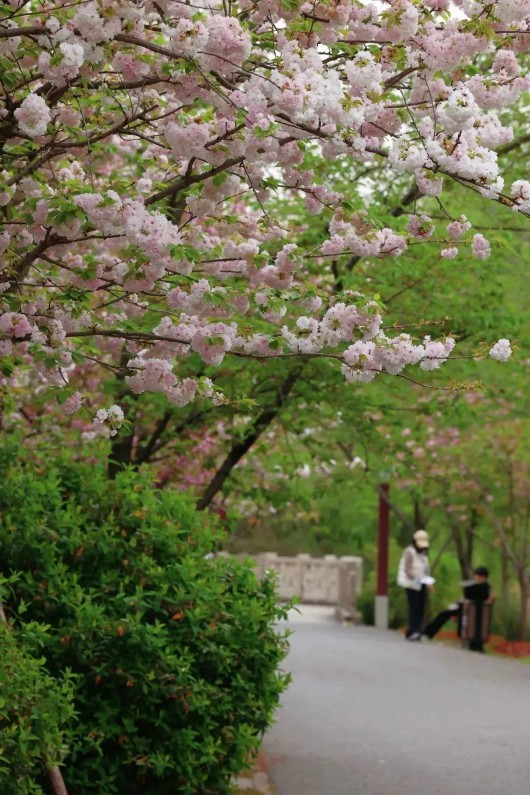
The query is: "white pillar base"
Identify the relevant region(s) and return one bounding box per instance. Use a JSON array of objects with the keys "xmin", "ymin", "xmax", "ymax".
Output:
[{"xmin": 375, "ymin": 595, "xmax": 389, "ymax": 630}]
